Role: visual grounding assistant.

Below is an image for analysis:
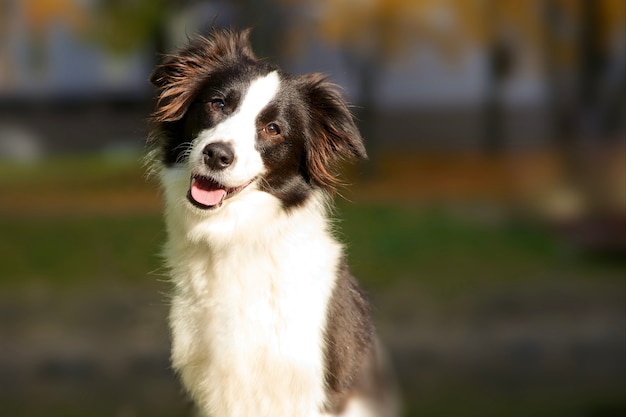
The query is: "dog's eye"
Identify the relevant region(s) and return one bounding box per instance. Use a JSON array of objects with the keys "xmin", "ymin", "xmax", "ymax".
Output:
[
  {"xmin": 265, "ymin": 123, "xmax": 281, "ymax": 136},
  {"xmin": 208, "ymin": 99, "xmax": 225, "ymax": 112}
]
